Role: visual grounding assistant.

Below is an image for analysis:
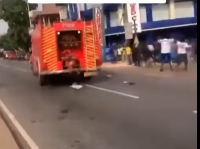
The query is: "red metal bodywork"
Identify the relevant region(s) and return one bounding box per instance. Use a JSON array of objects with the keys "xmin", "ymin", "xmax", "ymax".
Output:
[{"xmin": 30, "ymin": 19, "xmax": 102, "ymax": 75}]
